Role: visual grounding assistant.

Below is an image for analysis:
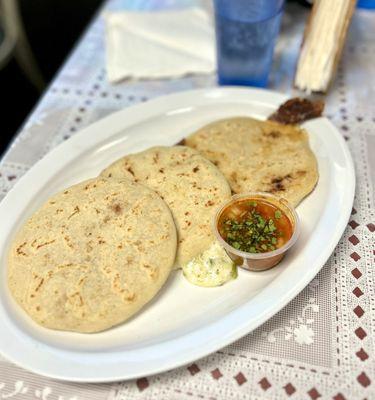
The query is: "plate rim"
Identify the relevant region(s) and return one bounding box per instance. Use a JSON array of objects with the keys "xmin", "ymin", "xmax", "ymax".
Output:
[{"xmin": 0, "ymin": 87, "xmax": 355, "ymax": 382}]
